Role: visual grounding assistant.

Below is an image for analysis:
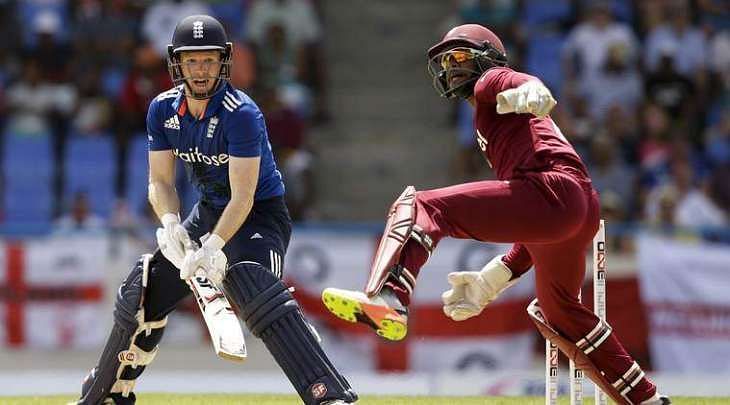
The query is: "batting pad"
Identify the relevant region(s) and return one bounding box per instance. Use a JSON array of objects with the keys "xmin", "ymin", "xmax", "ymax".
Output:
[
  {"xmin": 224, "ymin": 261, "xmax": 358, "ymax": 404},
  {"xmin": 527, "ymin": 298, "xmax": 634, "ymax": 405},
  {"xmin": 77, "ymin": 255, "xmax": 167, "ymax": 405}
]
